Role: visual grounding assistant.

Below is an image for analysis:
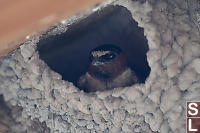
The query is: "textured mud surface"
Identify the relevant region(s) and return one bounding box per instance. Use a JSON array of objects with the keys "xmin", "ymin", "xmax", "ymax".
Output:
[
  {"xmin": 0, "ymin": 0, "xmax": 200, "ymax": 132},
  {"xmin": 0, "ymin": 95, "xmax": 50, "ymax": 133}
]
